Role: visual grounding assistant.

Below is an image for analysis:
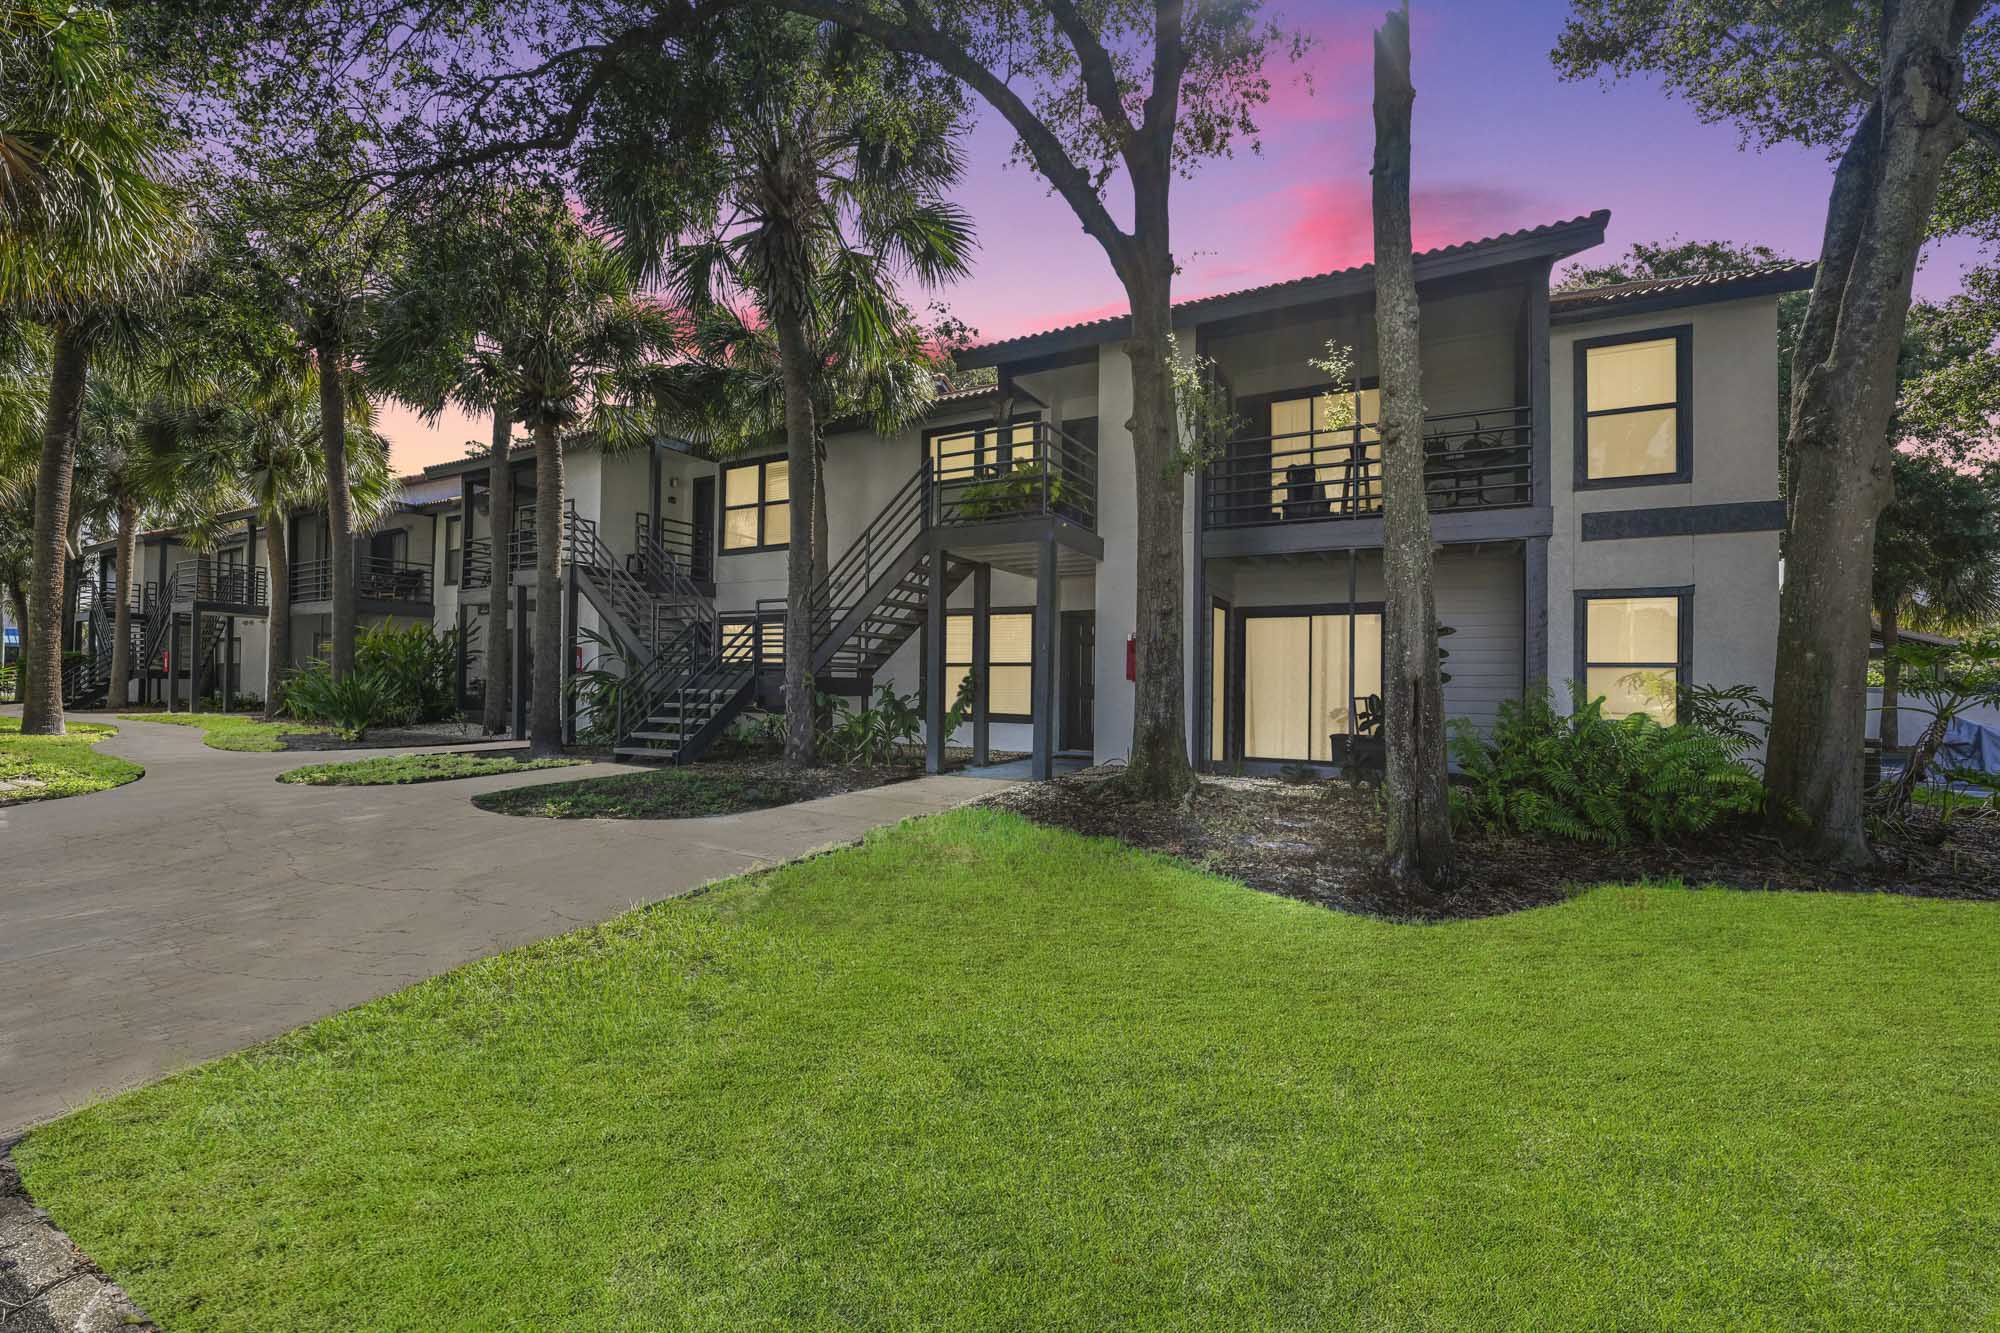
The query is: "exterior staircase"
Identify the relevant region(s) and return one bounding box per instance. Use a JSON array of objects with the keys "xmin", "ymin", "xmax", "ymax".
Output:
[{"xmin": 609, "ymin": 461, "xmax": 964, "ymax": 764}]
